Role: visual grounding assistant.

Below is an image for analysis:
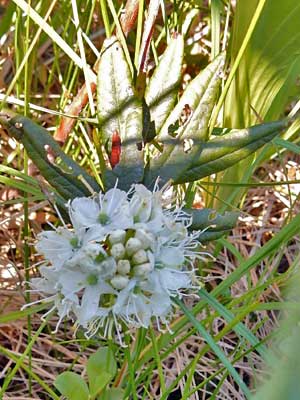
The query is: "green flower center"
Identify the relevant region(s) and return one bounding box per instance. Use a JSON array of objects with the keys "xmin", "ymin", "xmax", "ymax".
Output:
[
  {"xmin": 87, "ymin": 274, "xmax": 98, "ymax": 285},
  {"xmin": 70, "ymin": 237, "xmax": 79, "ymax": 248},
  {"xmin": 98, "ymin": 212, "xmax": 110, "ymax": 225},
  {"xmin": 95, "ymin": 252, "xmax": 106, "ymax": 263}
]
